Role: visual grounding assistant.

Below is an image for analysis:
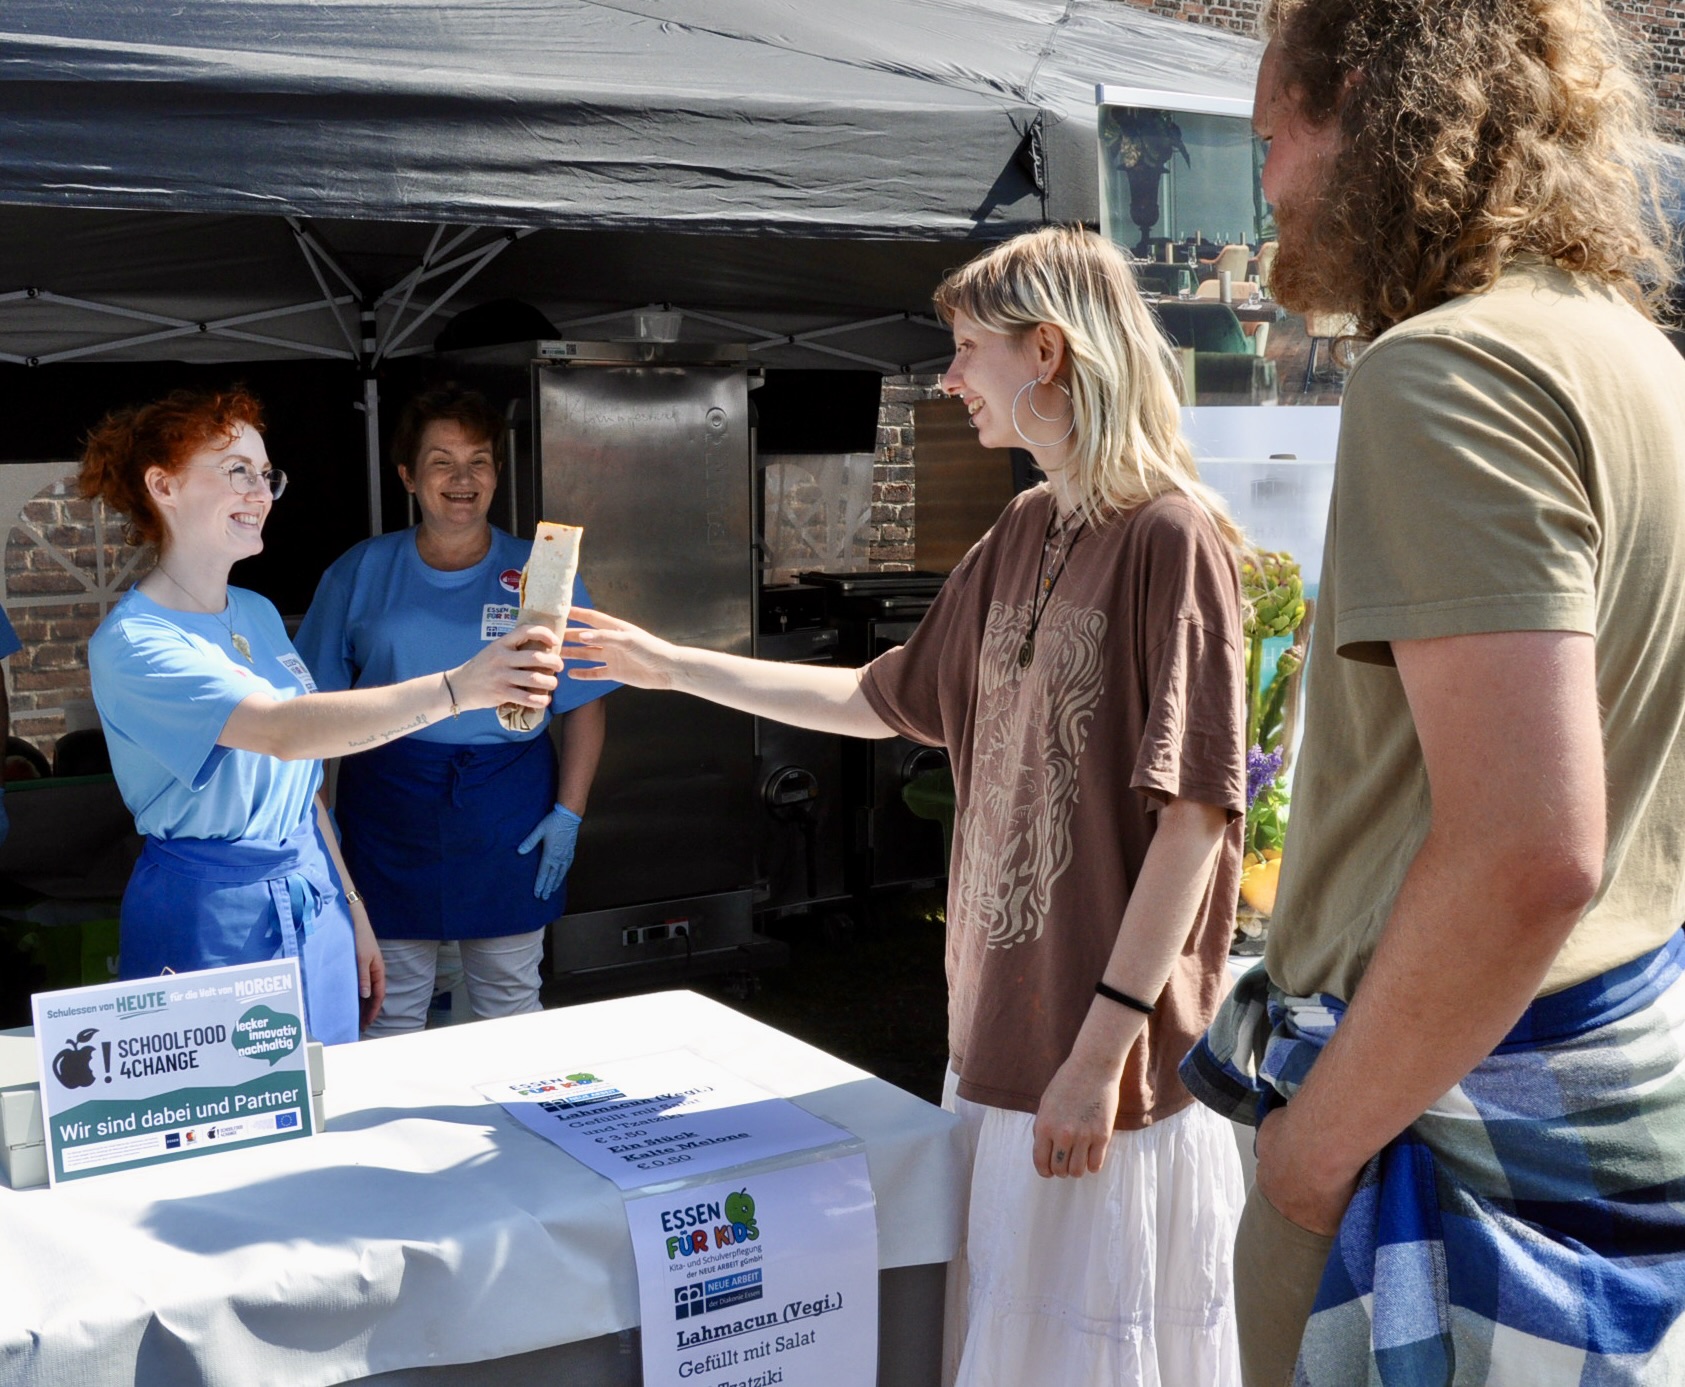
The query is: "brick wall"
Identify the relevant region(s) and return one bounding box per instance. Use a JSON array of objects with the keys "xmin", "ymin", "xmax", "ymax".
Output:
[
  {"xmin": 1122, "ymin": 0, "xmax": 1261, "ymax": 33},
  {"xmin": 1615, "ymin": 2, "xmax": 1685, "ymax": 135},
  {"xmin": 1112, "ymin": 0, "xmax": 1685, "ymax": 140},
  {"xmin": 4, "ymin": 481, "xmax": 134, "ymax": 759},
  {"xmin": 868, "ymin": 375, "xmax": 946, "ymax": 570}
]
